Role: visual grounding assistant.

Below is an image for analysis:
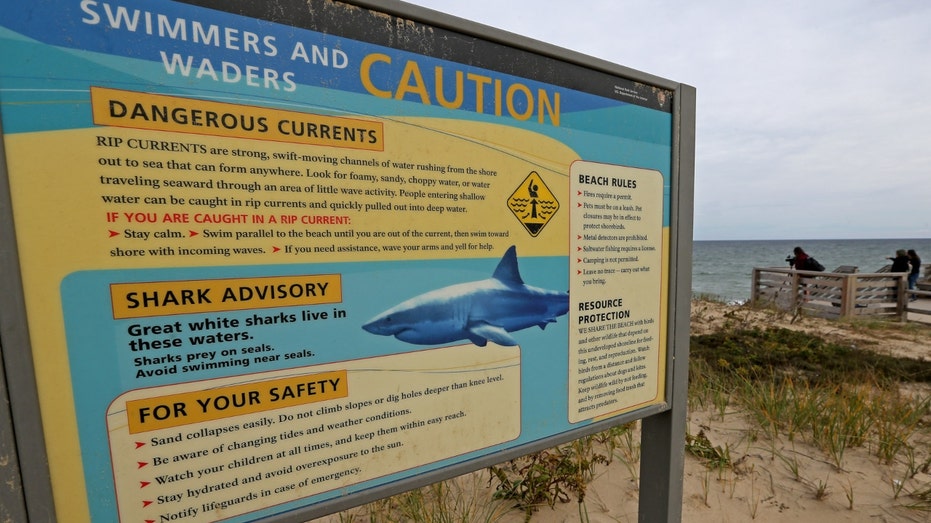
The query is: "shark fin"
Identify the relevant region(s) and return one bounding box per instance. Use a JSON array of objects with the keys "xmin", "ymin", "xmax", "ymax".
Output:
[
  {"xmin": 469, "ymin": 322, "xmax": 519, "ymax": 346},
  {"xmin": 491, "ymin": 245, "xmax": 524, "ymax": 285}
]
